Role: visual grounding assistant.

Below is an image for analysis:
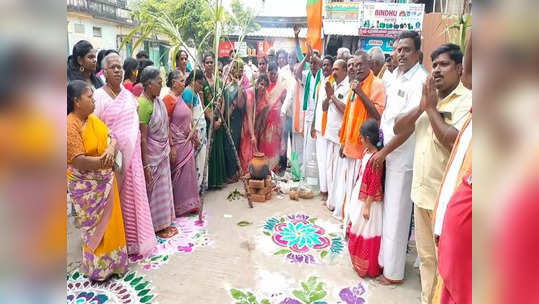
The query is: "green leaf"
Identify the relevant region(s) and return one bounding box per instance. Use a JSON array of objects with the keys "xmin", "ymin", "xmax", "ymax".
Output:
[
  {"xmin": 140, "ymin": 295, "xmax": 154, "ymax": 303},
  {"xmin": 230, "ymin": 289, "xmax": 246, "ymax": 300},
  {"xmin": 328, "ymin": 233, "xmax": 338, "ymax": 238},
  {"xmin": 292, "ymin": 290, "xmax": 308, "ymax": 303},
  {"xmin": 246, "ymin": 292, "xmax": 257, "ymax": 303},
  {"xmin": 138, "ymin": 289, "xmax": 151, "ymax": 297},
  {"xmin": 130, "ymin": 276, "xmax": 143, "ymax": 286},
  {"xmin": 163, "ymin": 255, "xmax": 169, "ymax": 261},
  {"xmin": 310, "ymin": 290, "xmax": 327, "ymax": 302},
  {"xmin": 261, "ymin": 300, "xmax": 270, "ymax": 304},
  {"xmin": 320, "ymin": 250, "xmax": 328, "ymax": 259},
  {"xmin": 308, "ymin": 217, "xmax": 317, "ymax": 223},
  {"xmin": 263, "ymin": 231, "xmax": 271, "ymax": 236},
  {"xmin": 273, "ymin": 249, "xmax": 290, "ymax": 255},
  {"xmin": 307, "ymin": 276, "xmax": 318, "ymax": 288},
  {"xmin": 119, "ymin": 23, "xmax": 144, "ymax": 50},
  {"xmin": 135, "ymin": 281, "xmax": 150, "ymax": 291},
  {"xmin": 124, "ymin": 272, "xmax": 135, "ymax": 282},
  {"xmin": 280, "ymin": 217, "xmax": 285, "ymax": 222},
  {"xmin": 237, "ymin": 221, "xmax": 252, "ymax": 227}
]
